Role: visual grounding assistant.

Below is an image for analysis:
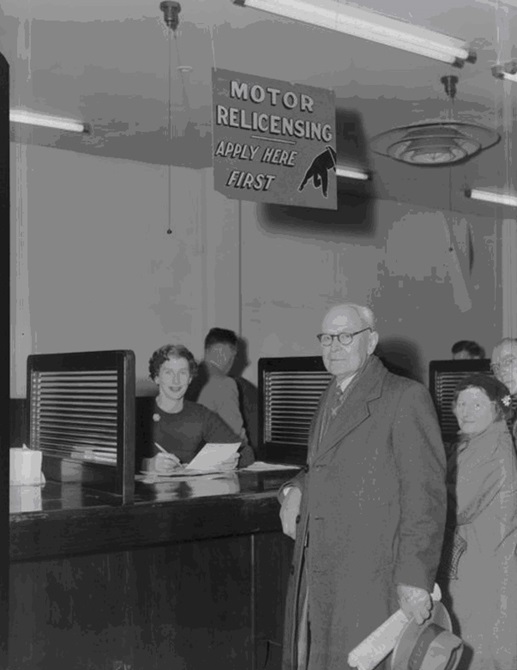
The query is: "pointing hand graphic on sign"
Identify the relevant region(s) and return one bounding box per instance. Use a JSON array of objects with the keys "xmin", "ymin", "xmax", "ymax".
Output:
[{"xmin": 298, "ymin": 146, "xmax": 337, "ymax": 198}]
